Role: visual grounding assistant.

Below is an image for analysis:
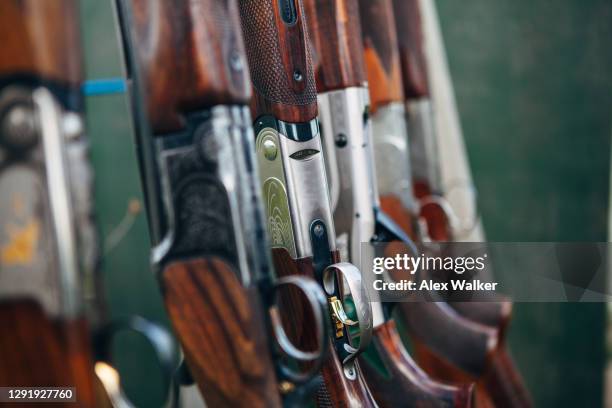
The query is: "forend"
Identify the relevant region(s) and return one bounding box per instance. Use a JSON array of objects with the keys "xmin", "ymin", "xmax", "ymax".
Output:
[
  {"xmin": 304, "ymin": 0, "xmax": 367, "ymax": 93},
  {"xmin": 126, "ymin": 0, "xmax": 251, "ymax": 134},
  {"xmin": 0, "ymin": 0, "xmax": 82, "ymax": 105},
  {"xmin": 392, "ymin": 0, "xmax": 430, "ymax": 98},
  {"xmin": 237, "ymin": 0, "xmax": 318, "ymax": 123},
  {"xmin": 358, "ymin": 0, "xmax": 405, "ymax": 112}
]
